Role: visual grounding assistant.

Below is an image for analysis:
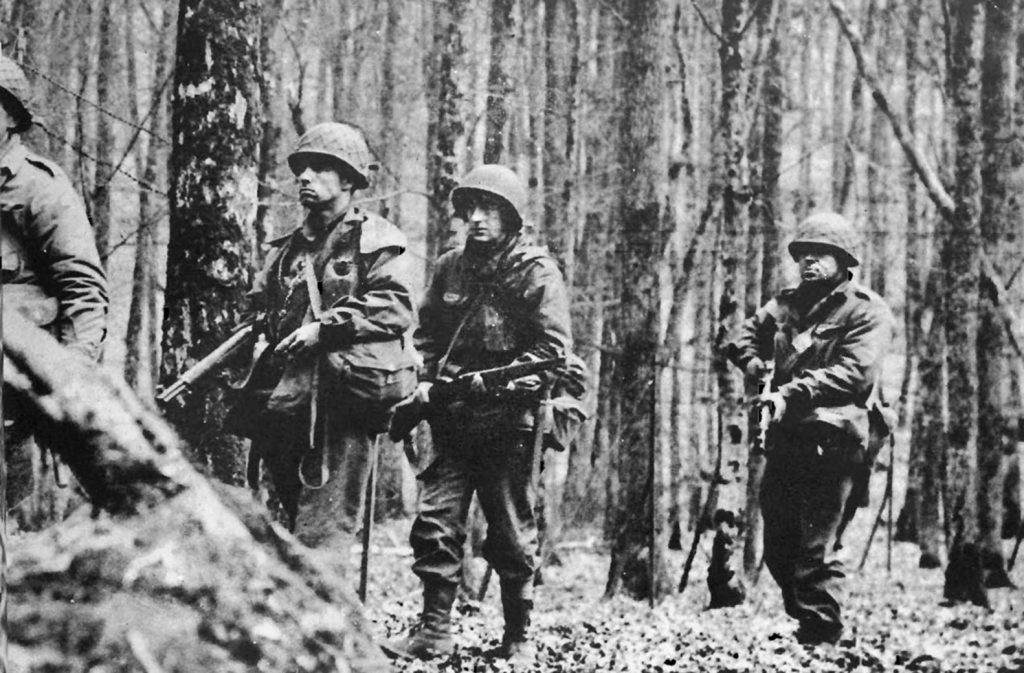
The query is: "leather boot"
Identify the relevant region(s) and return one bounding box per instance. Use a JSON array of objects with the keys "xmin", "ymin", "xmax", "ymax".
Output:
[
  {"xmin": 497, "ymin": 589, "xmax": 537, "ymax": 666},
  {"xmin": 381, "ymin": 582, "xmax": 456, "ymax": 660}
]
